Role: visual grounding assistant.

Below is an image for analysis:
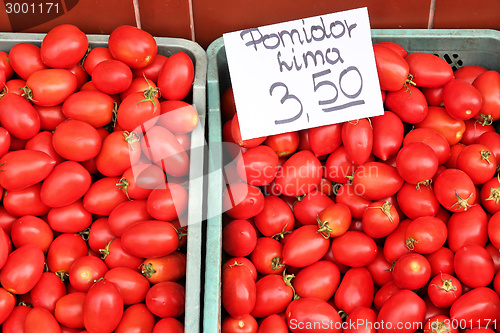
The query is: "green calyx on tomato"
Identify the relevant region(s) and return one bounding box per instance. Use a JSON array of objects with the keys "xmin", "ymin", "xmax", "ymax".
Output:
[
  {"xmin": 450, "ymin": 189, "xmax": 475, "ymax": 211},
  {"xmin": 316, "ymin": 215, "xmax": 333, "ymax": 239},
  {"xmin": 430, "ymin": 272, "xmax": 458, "ymax": 293},
  {"xmin": 406, "ymin": 237, "xmax": 419, "ymax": 251},
  {"xmin": 122, "ymin": 131, "xmax": 139, "ymax": 151},
  {"xmin": 485, "ymin": 186, "xmax": 500, "ymax": 204},
  {"xmin": 141, "ymin": 262, "xmax": 156, "ymax": 278},
  {"xmin": 137, "ymin": 77, "xmax": 159, "ymax": 113},
  {"xmin": 116, "ymin": 177, "xmax": 132, "ymax": 200},
  {"xmin": 99, "ymin": 237, "xmax": 115, "ymax": 260},
  {"xmin": 367, "ymin": 200, "xmax": 395, "ymax": 223},
  {"xmin": 416, "ymin": 179, "xmax": 432, "ymax": 190},
  {"xmin": 18, "ymin": 86, "xmax": 37, "ymax": 103},
  {"xmin": 425, "ymin": 319, "xmax": 450, "ymax": 333},
  {"xmin": 78, "ymin": 227, "xmax": 91, "ymax": 242},
  {"xmin": 271, "ymin": 223, "xmax": 292, "ymax": 240},
  {"xmin": 477, "ymin": 113, "xmax": 493, "ymax": 126},
  {"xmin": 282, "ymin": 269, "xmax": 299, "ymax": 300},
  {"xmin": 55, "ymin": 270, "xmax": 69, "ymax": 282},
  {"xmin": 405, "ymin": 73, "xmax": 417, "ymax": 87},
  {"xmin": 271, "ymin": 256, "xmax": 285, "ymax": 271},
  {"xmin": 480, "ymin": 149, "xmax": 493, "ymax": 164}
]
